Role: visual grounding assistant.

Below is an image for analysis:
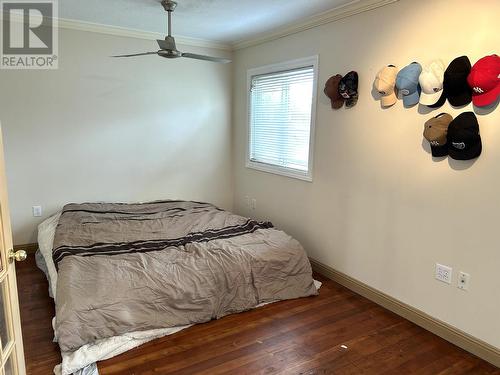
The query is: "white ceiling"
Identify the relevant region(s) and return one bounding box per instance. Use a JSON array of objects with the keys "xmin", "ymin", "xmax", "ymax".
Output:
[{"xmin": 60, "ymin": 0, "xmax": 354, "ymax": 44}]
